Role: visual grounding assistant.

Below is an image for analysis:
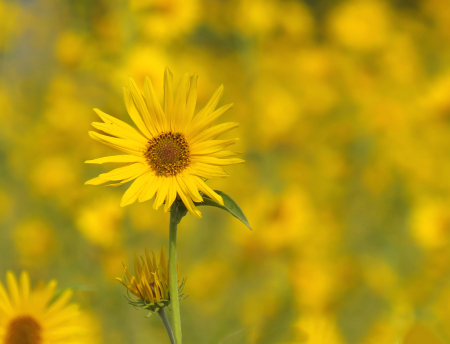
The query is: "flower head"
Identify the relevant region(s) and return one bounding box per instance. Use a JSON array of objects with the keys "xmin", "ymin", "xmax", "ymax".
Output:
[
  {"xmin": 116, "ymin": 247, "xmax": 186, "ymax": 314},
  {"xmin": 0, "ymin": 271, "xmax": 94, "ymax": 344},
  {"xmin": 85, "ymin": 68, "xmax": 243, "ymax": 218}
]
